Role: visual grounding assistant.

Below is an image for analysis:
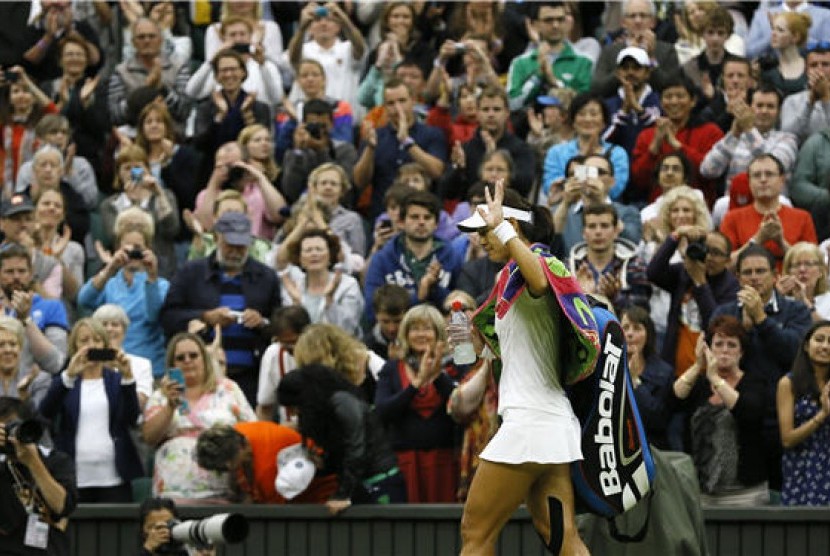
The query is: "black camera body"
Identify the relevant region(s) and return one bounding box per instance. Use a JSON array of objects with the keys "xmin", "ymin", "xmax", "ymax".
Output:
[
  {"xmin": 127, "ymin": 248, "xmax": 144, "ymax": 260},
  {"xmin": 222, "ymin": 166, "xmax": 246, "ymax": 190},
  {"xmin": 231, "ymin": 42, "xmax": 251, "ymax": 55},
  {"xmin": 685, "ymin": 240, "xmax": 708, "ymax": 262},
  {"xmin": 304, "ymin": 122, "xmax": 323, "ymax": 139},
  {"xmin": 2, "ymin": 419, "xmax": 44, "ymax": 455}
]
